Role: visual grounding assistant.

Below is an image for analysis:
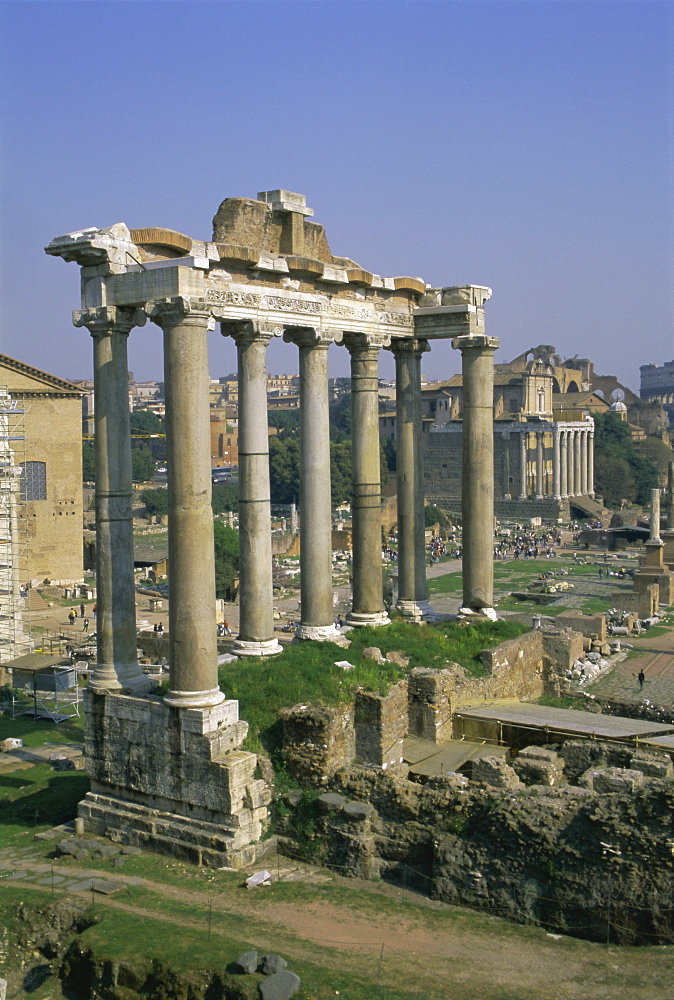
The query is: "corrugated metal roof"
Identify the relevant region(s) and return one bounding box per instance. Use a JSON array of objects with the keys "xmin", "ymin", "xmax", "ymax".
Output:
[{"xmin": 455, "ymin": 703, "xmax": 674, "ymax": 741}]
